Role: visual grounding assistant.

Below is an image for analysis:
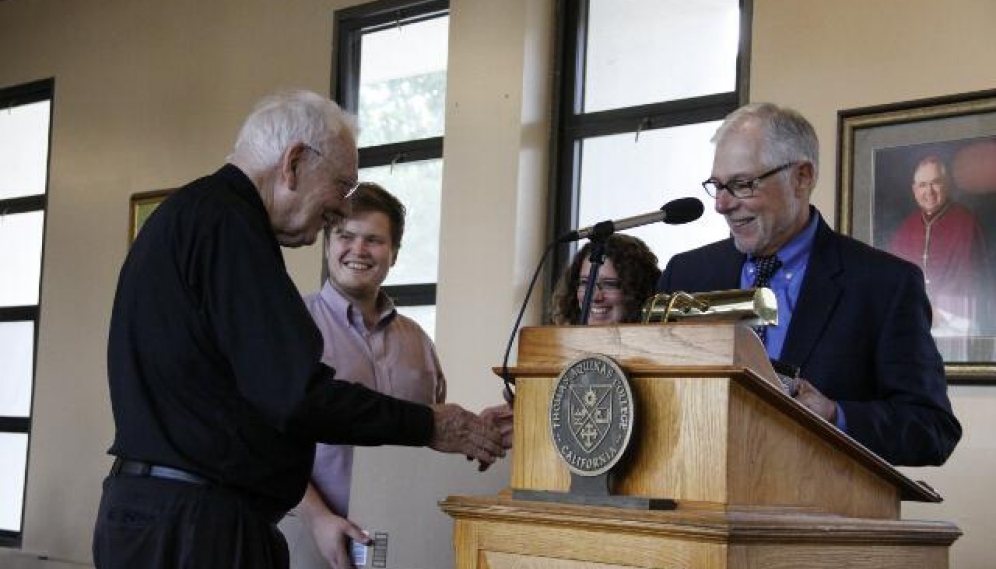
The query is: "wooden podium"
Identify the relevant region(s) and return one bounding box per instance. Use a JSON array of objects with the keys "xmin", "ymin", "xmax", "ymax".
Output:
[{"xmin": 442, "ymin": 323, "xmax": 960, "ymax": 569}]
